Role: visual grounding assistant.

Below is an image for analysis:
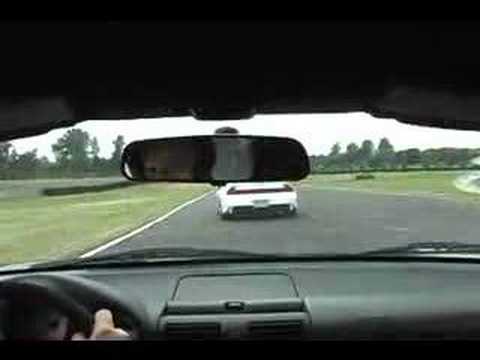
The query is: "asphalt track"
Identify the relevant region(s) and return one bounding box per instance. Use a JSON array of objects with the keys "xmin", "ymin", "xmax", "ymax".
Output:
[{"xmin": 96, "ymin": 186, "xmax": 480, "ymax": 256}]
